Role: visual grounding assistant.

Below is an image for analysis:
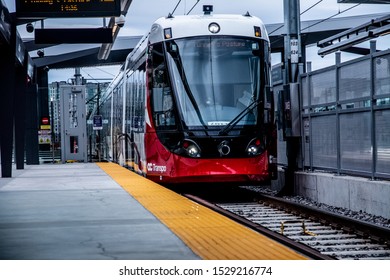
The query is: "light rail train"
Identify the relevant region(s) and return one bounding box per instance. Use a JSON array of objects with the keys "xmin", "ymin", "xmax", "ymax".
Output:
[{"xmin": 91, "ymin": 6, "xmax": 277, "ymax": 185}]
